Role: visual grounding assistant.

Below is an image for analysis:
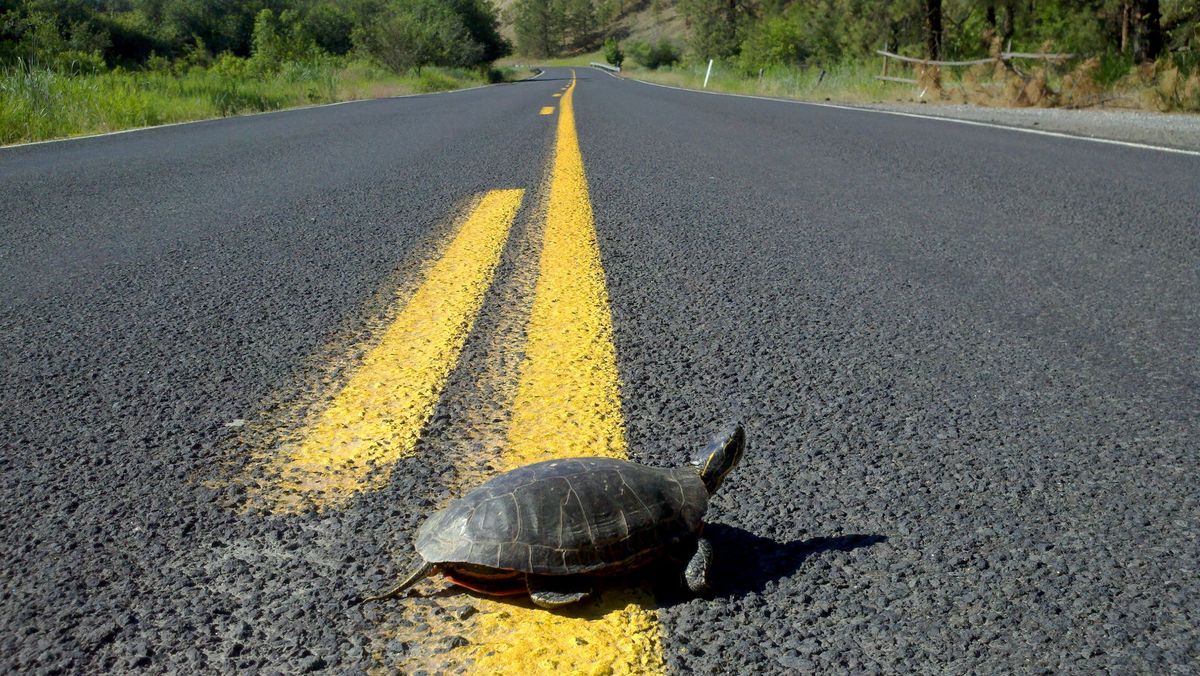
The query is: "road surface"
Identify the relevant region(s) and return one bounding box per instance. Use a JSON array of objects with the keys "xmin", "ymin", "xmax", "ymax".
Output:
[{"xmin": 2, "ymin": 67, "xmax": 1197, "ymax": 673}]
